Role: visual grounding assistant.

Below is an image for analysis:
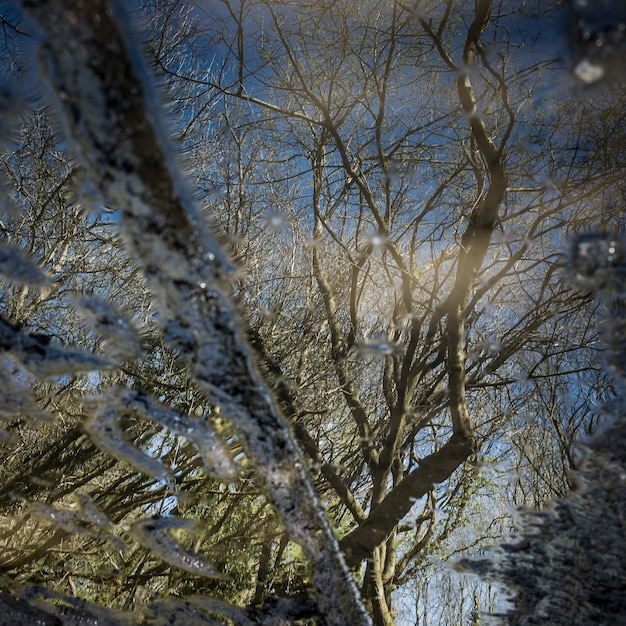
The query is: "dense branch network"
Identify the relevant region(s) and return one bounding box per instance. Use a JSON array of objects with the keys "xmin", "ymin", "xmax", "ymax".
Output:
[{"xmin": 4, "ymin": 0, "xmax": 370, "ymax": 624}]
